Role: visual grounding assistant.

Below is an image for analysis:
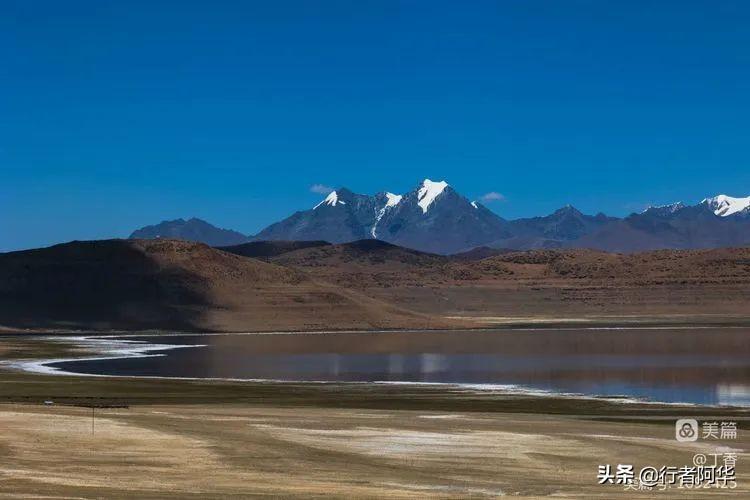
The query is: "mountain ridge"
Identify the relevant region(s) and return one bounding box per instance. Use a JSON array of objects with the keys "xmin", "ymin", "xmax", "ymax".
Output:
[
  {"xmin": 128, "ymin": 180, "xmax": 750, "ymax": 254},
  {"xmin": 130, "ymin": 217, "xmax": 248, "ymax": 247}
]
